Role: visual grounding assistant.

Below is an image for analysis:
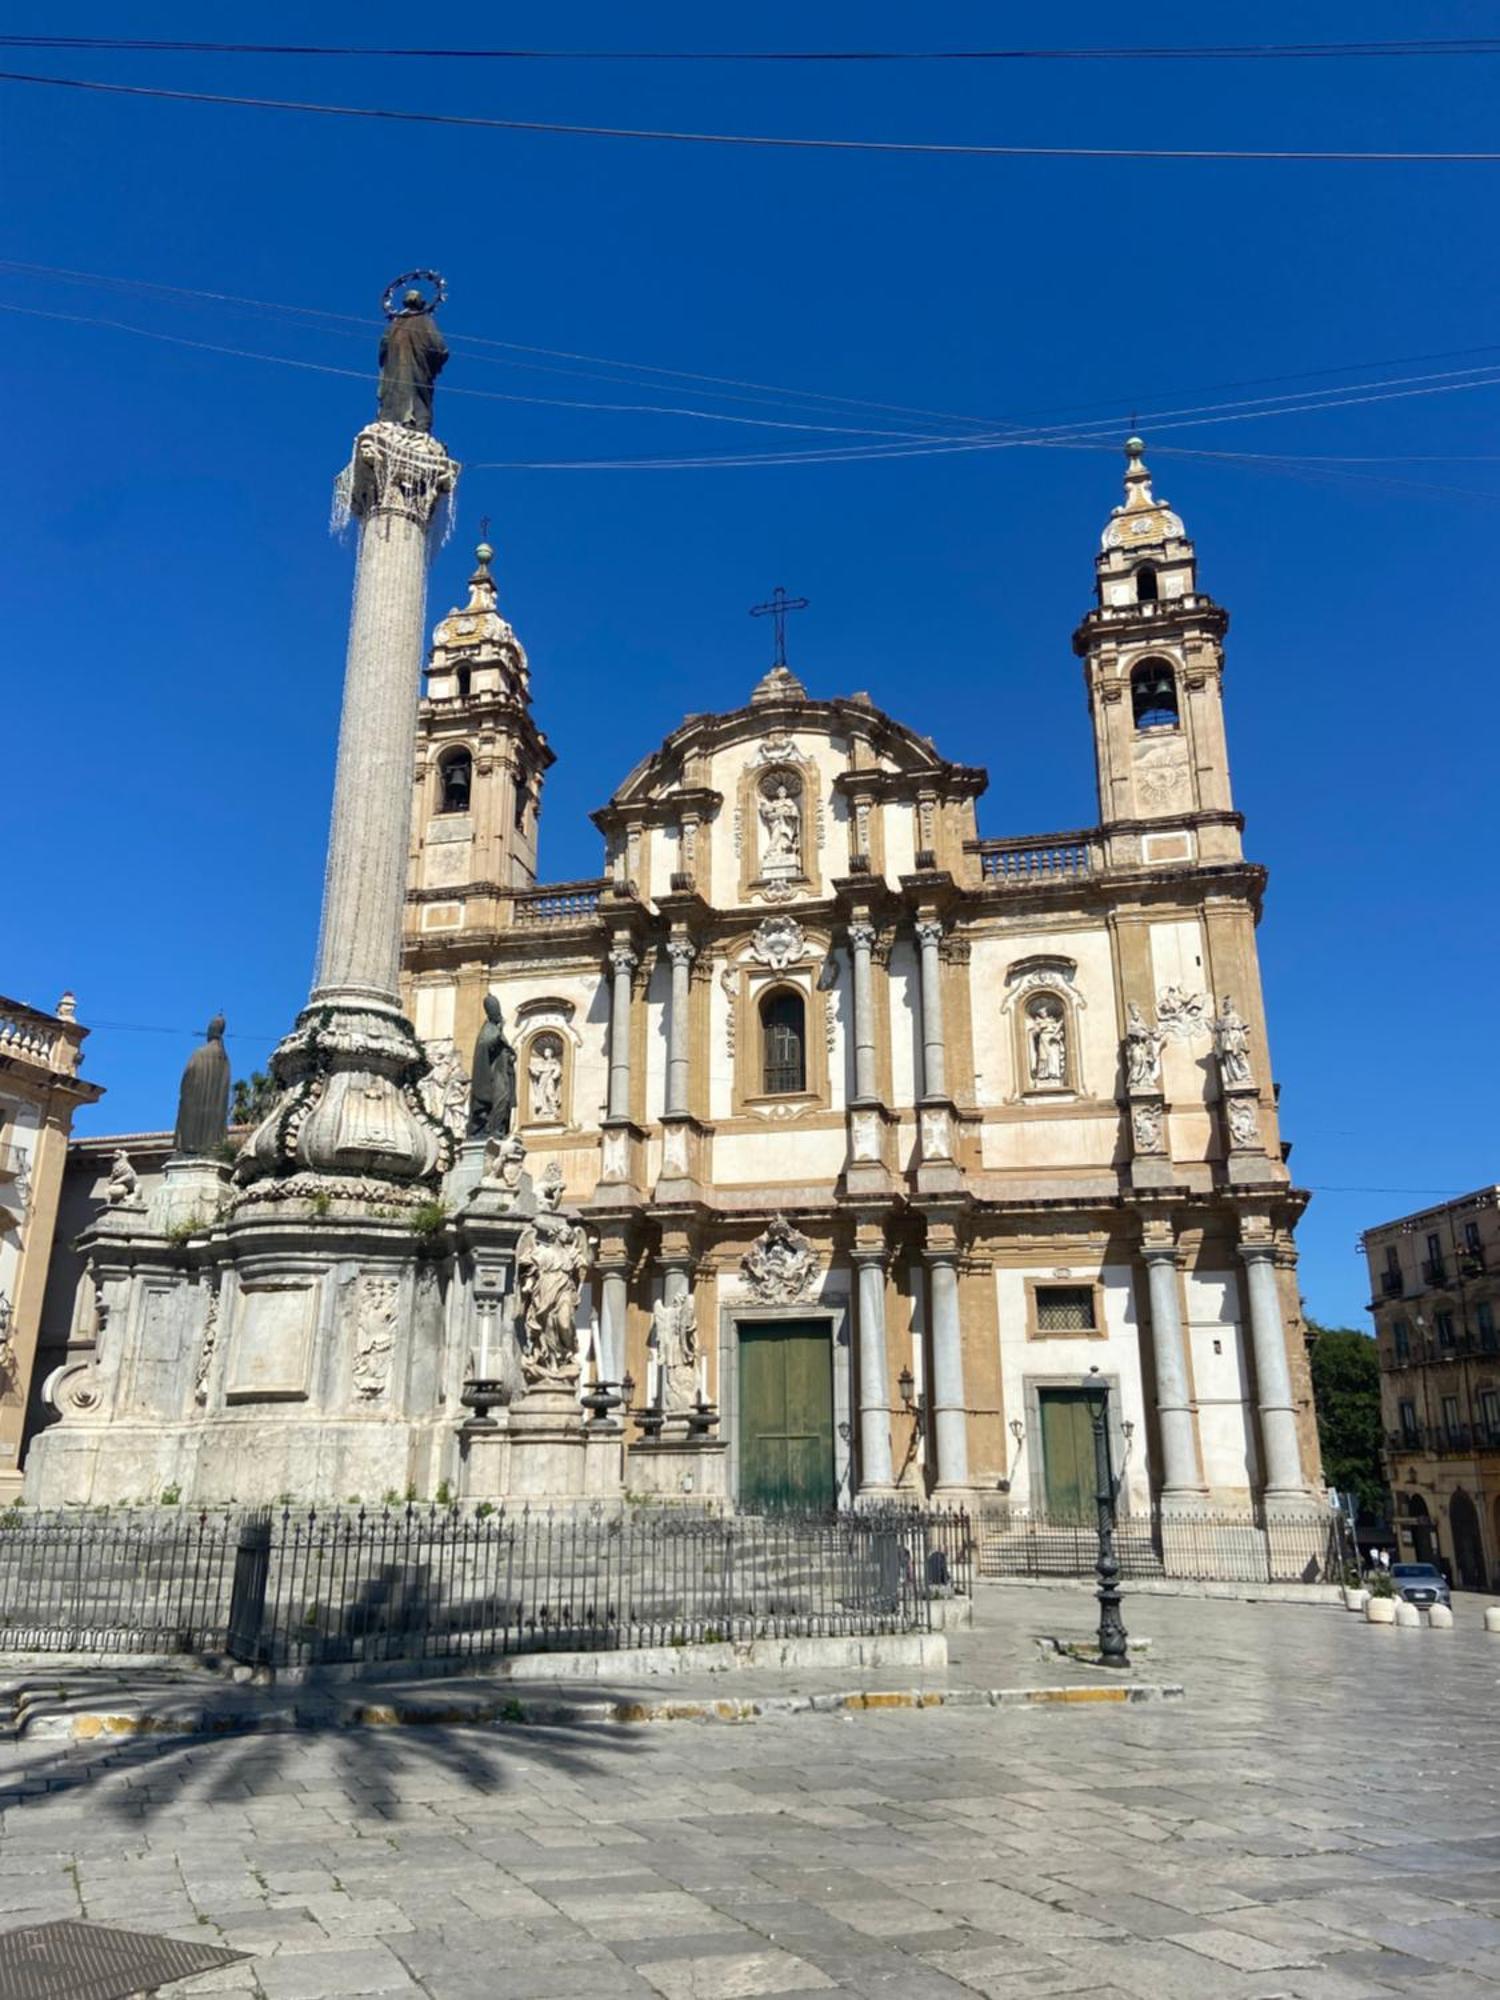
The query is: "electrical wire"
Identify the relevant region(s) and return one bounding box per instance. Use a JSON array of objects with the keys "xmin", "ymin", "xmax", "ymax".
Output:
[{"xmin": 4, "ymin": 68, "xmax": 1500, "ymax": 163}]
